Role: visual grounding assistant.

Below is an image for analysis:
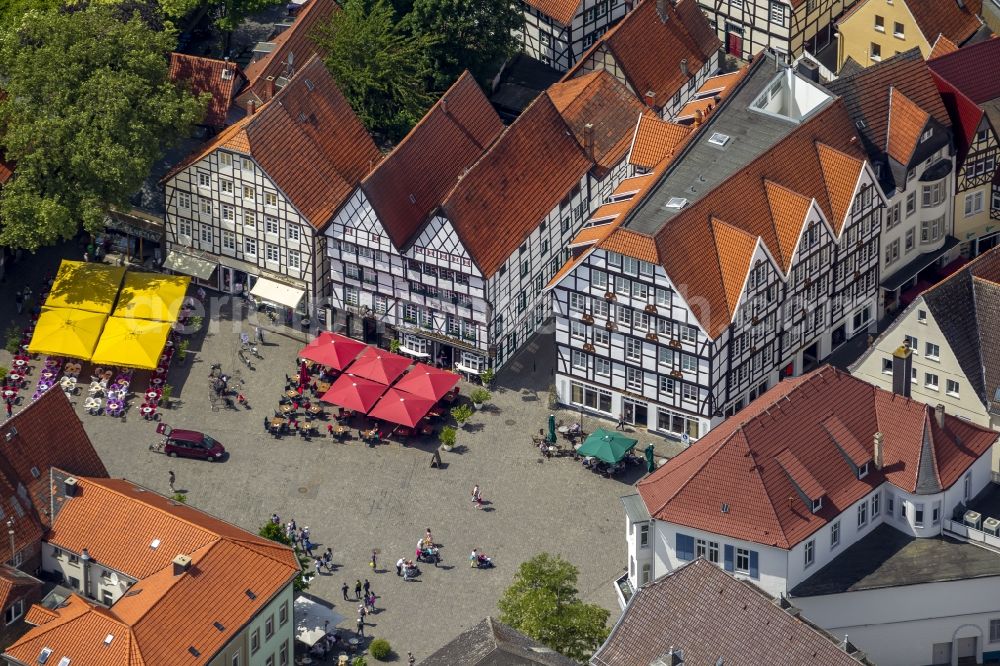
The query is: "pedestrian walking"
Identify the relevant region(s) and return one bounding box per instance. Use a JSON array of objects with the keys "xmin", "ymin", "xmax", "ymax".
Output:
[
  {"xmin": 22, "ymin": 287, "xmax": 32, "ymax": 310},
  {"xmin": 314, "ymin": 557, "xmax": 323, "ymax": 573},
  {"xmin": 358, "ymin": 604, "xmax": 366, "ymax": 620},
  {"xmin": 14, "ymin": 290, "xmax": 22, "ymax": 315},
  {"xmin": 407, "ymin": 652, "xmax": 415, "ymax": 666},
  {"xmin": 396, "ymin": 557, "xmax": 404, "ymax": 576},
  {"xmin": 304, "ymin": 538, "xmax": 314, "ymax": 557},
  {"xmin": 324, "ymin": 548, "xmax": 333, "ymax": 571},
  {"xmin": 341, "ymin": 582, "xmax": 349, "ymax": 601},
  {"xmin": 370, "ymin": 549, "xmax": 378, "ymax": 570},
  {"xmin": 354, "ymin": 579, "xmax": 362, "ymax": 600},
  {"xmin": 270, "ymin": 513, "xmax": 280, "ymax": 525},
  {"xmin": 5, "ymin": 399, "xmax": 12, "ymax": 418},
  {"xmin": 617, "ymin": 413, "xmax": 626, "ymax": 431},
  {"xmin": 356, "ymin": 616, "xmax": 365, "ymax": 637},
  {"xmin": 168, "ymin": 471, "xmax": 176, "ymax": 493},
  {"xmin": 472, "ymin": 484, "xmax": 482, "ymax": 509},
  {"xmin": 363, "ymin": 579, "xmax": 370, "ymax": 596},
  {"xmin": 366, "ymin": 591, "xmax": 376, "ymax": 613}
]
